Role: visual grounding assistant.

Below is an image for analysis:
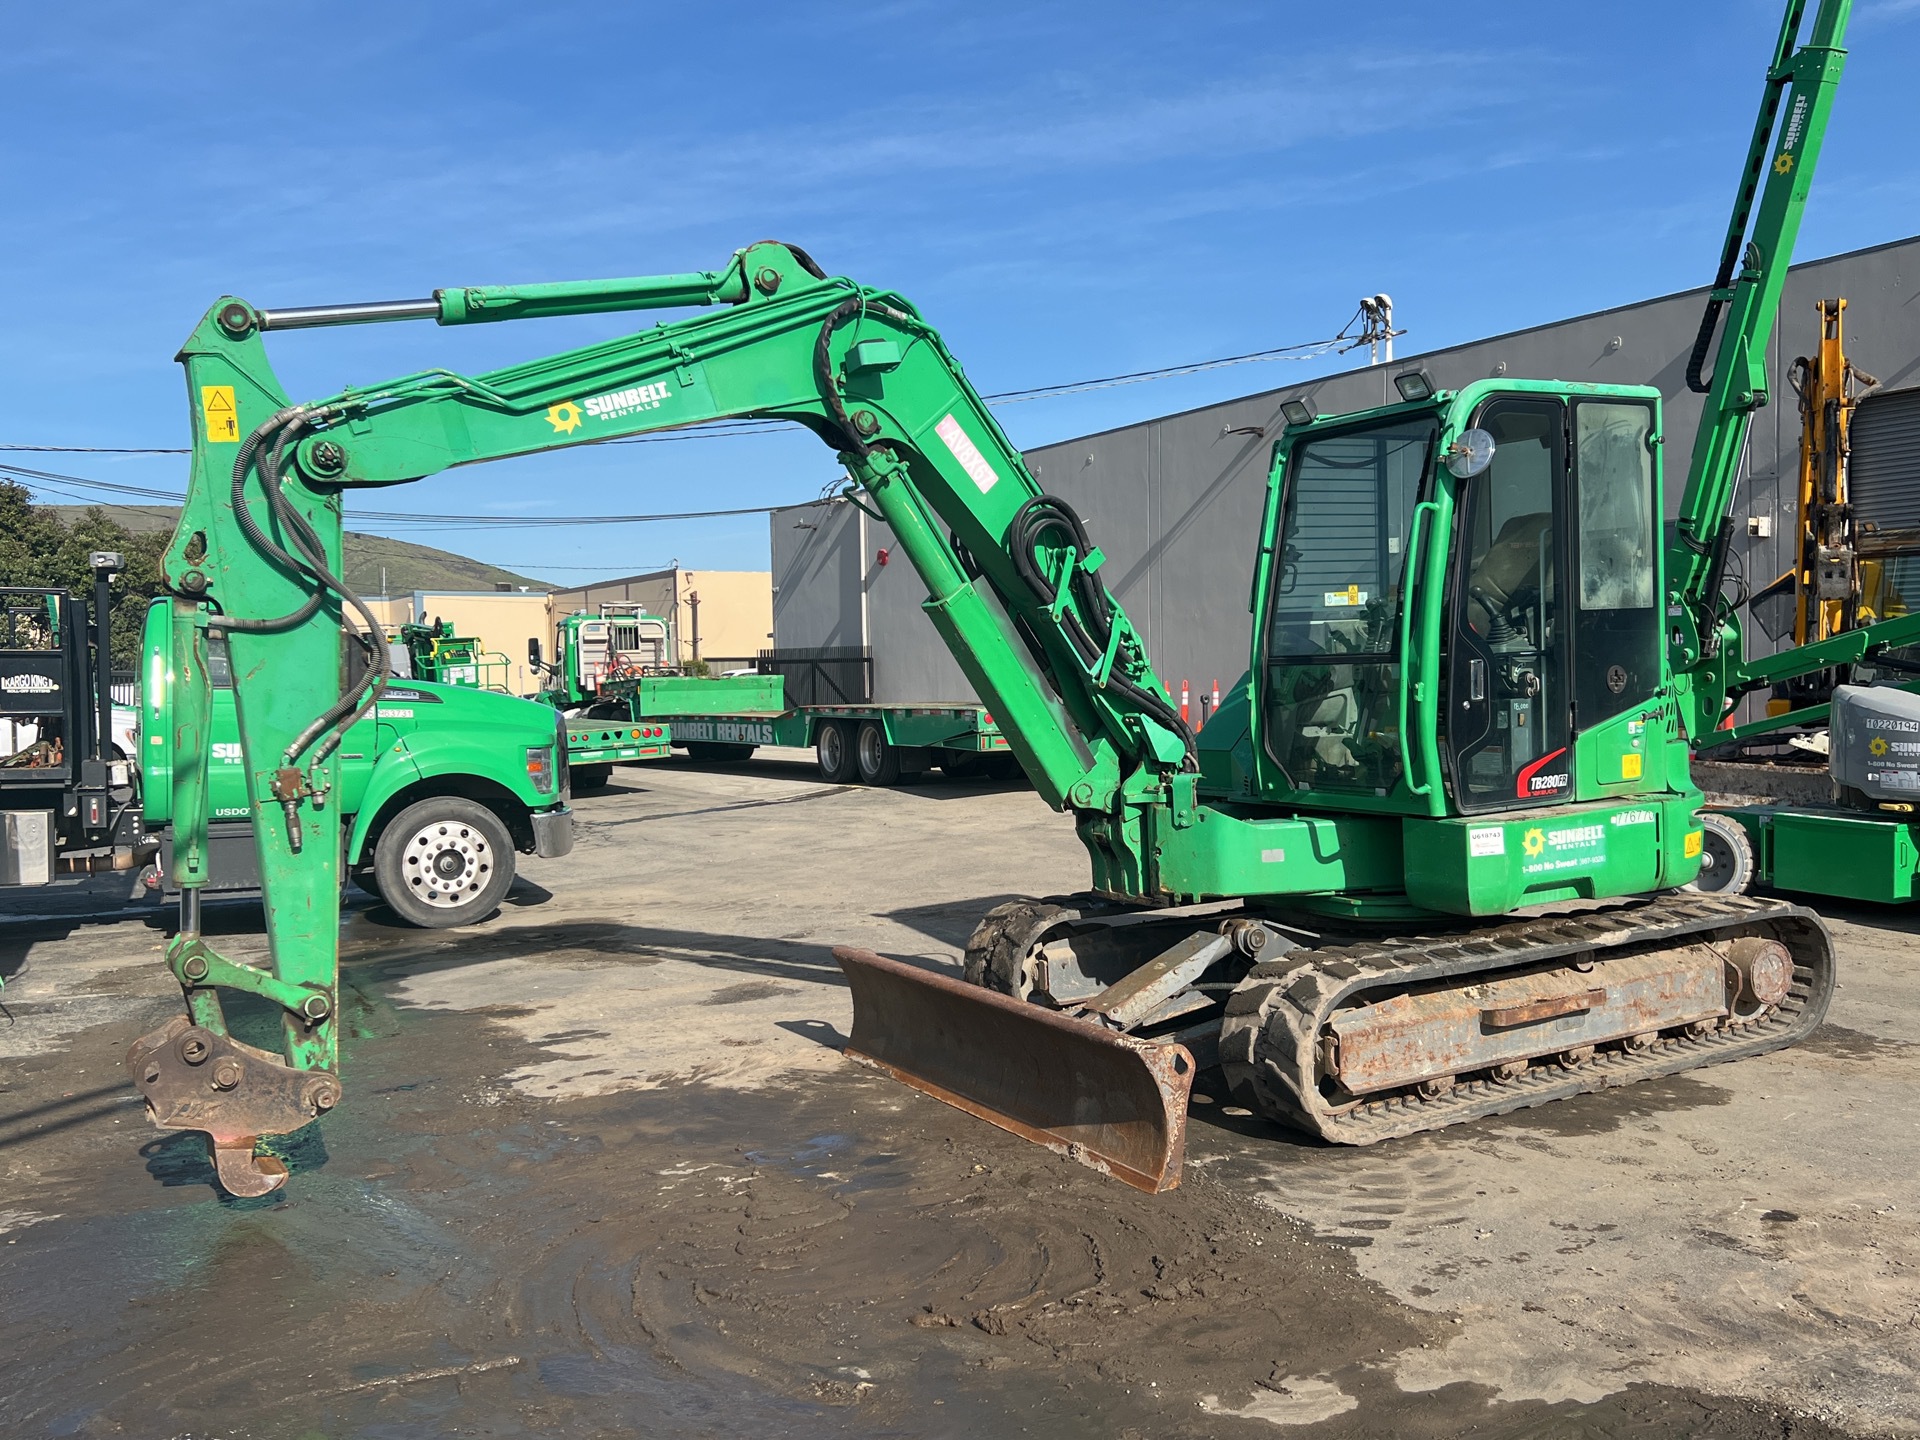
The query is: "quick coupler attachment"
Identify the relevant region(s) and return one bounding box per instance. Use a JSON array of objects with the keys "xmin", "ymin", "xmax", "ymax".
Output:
[{"xmin": 126, "ymin": 1016, "xmax": 341, "ymax": 1197}]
